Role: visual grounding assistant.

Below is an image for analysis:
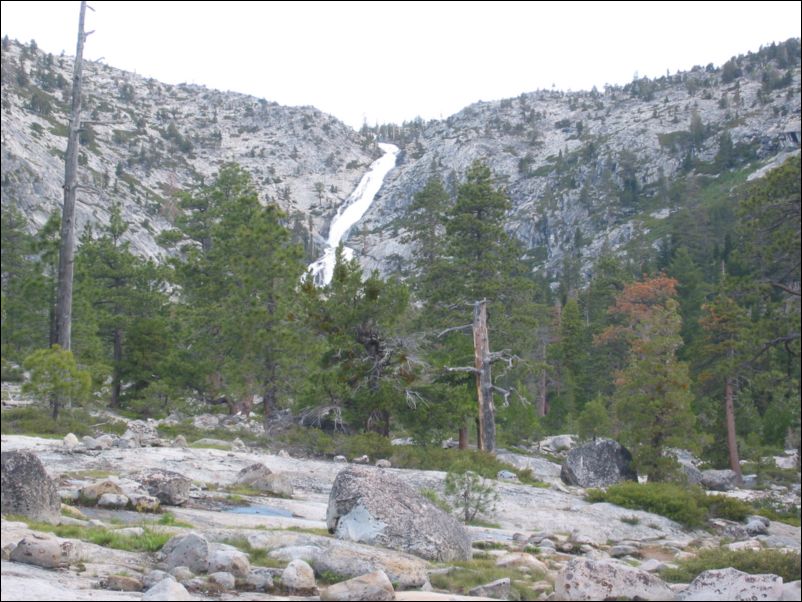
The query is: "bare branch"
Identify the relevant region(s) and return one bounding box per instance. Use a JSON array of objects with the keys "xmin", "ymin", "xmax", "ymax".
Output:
[
  {"xmin": 770, "ymin": 281, "xmax": 801, "ymax": 297},
  {"xmin": 404, "ymin": 389, "xmax": 430, "ymax": 409},
  {"xmin": 437, "ymin": 324, "xmax": 472, "ymax": 338},
  {"xmin": 444, "ymin": 366, "xmax": 479, "ymax": 374},
  {"xmin": 748, "ymin": 333, "xmax": 801, "ymax": 364}
]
